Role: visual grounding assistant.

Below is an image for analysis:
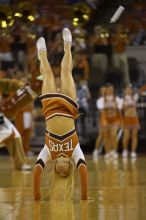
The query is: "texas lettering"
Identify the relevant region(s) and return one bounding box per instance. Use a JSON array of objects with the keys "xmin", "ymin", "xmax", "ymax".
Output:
[{"xmin": 49, "ymin": 139, "xmax": 73, "ymax": 151}]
